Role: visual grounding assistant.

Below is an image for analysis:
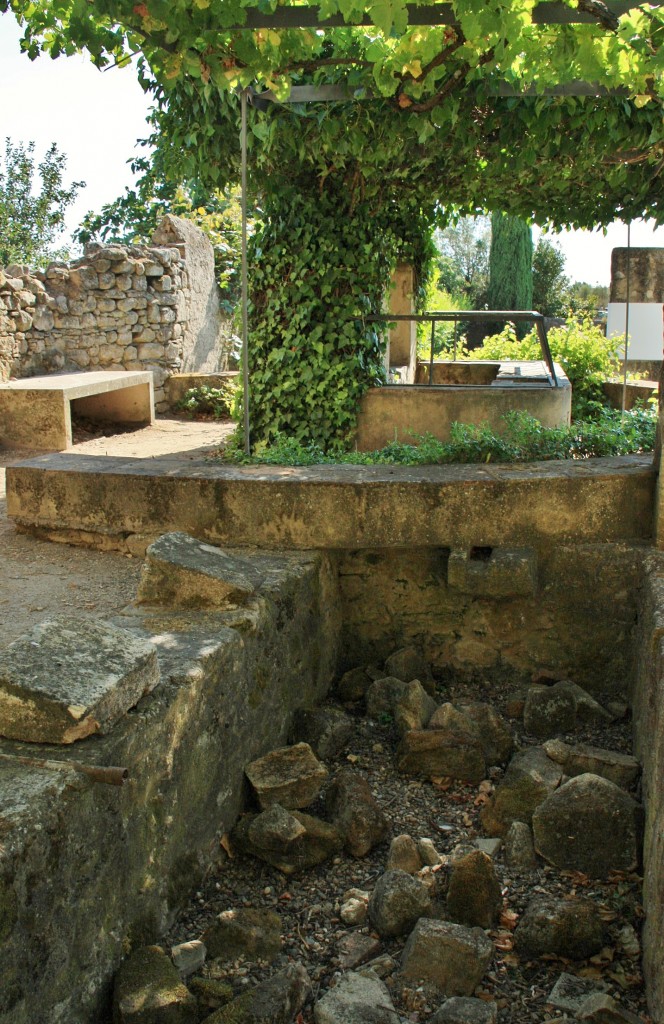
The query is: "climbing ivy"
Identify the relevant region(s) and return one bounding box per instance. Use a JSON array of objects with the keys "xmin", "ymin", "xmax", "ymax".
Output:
[{"xmin": 247, "ymin": 185, "xmax": 401, "ymax": 448}]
